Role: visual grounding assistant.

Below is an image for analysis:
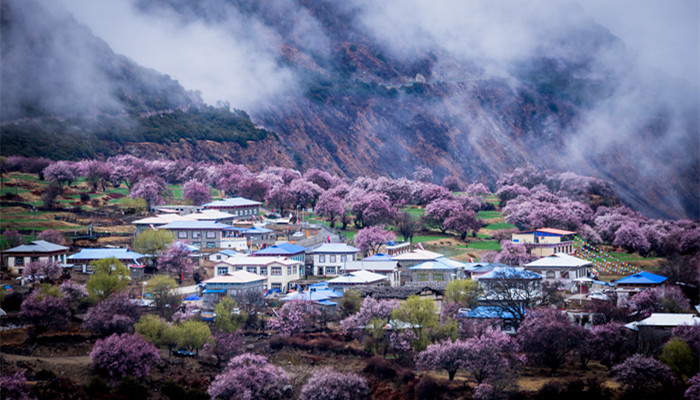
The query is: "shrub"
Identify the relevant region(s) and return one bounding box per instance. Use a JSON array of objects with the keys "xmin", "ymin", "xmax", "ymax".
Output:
[
  {"xmin": 90, "ymin": 333, "xmax": 160, "ymax": 381},
  {"xmin": 300, "ymin": 367, "xmax": 370, "ymax": 400},
  {"xmin": 363, "ymin": 356, "xmax": 398, "ymax": 381},
  {"xmin": 207, "ymin": 353, "xmax": 291, "ymax": 400}
]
